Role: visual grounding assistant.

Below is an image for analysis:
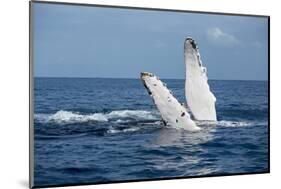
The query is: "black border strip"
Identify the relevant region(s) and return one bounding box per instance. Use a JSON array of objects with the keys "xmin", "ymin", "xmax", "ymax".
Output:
[
  {"xmin": 29, "ymin": 1, "xmax": 34, "ymax": 188},
  {"xmin": 29, "ymin": 0, "xmax": 270, "ymax": 188},
  {"xmin": 32, "ymin": 0, "xmax": 269, "ymax": 18},
  {"xmin": 32, "ymin": 171, "xmax": 268, "ymax": 189},
  {"xmin": 267, "ymin": 16, "xmax": 270, "ymax": 172}
]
